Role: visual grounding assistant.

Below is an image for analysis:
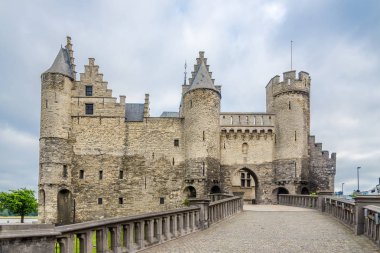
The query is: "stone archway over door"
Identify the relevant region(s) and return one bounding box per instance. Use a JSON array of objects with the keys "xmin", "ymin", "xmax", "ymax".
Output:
[
  {"xmin": 184, "ymin": 186, "xmax": 197, "ymax": 198},
  {"xmin": 210, "ymin": 185, "xmax": 221, "ymax": 194},
  {"xmin": 57, "ymin": 189, "xmax": 73, "ymax": 225},
  {"xmin": 274, "ymin": 187, "xmax": 289, "ymax": 203},
  {"xmin": 231, "ymin": 168, "xmax": 259, "ymax": 204},
  {"xmin": 301, "ymin": 187, "xmax": 310, "ymax": 195}
]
